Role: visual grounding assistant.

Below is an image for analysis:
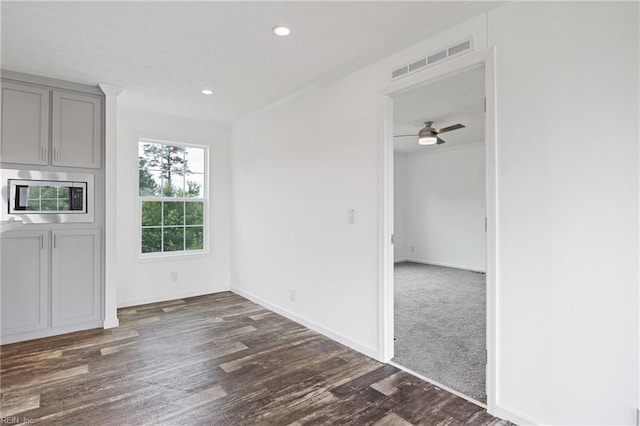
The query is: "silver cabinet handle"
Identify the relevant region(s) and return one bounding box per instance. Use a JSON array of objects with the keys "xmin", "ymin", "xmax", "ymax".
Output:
[
  {"xmin": 41, "ymin": 146, "xmax": 45, "ymax": 161},
  {"xmin": 53, "ymin": 147, "xmax": 58, "ymax": 162},
  {"xmin": 53, "ymin": 234, "xmax": 57, "ymax": 249},
  {"xmin": 41, "ymin": 235, "xmax": 44, "ymax": 249}
]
